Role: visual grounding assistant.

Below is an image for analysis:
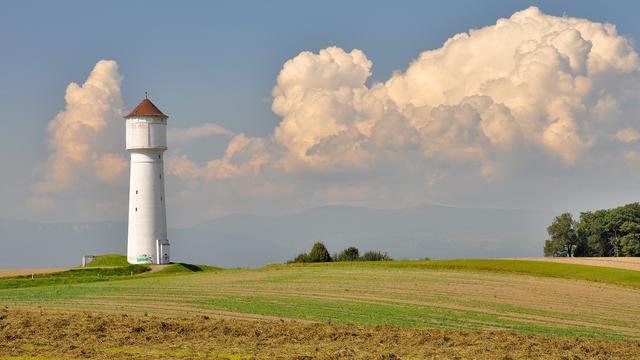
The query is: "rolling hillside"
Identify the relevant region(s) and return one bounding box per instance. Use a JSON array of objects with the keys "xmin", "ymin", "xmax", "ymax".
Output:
[{"xmin": 1, "ymin": 259, "xmax": 639, "ymax": 359}]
